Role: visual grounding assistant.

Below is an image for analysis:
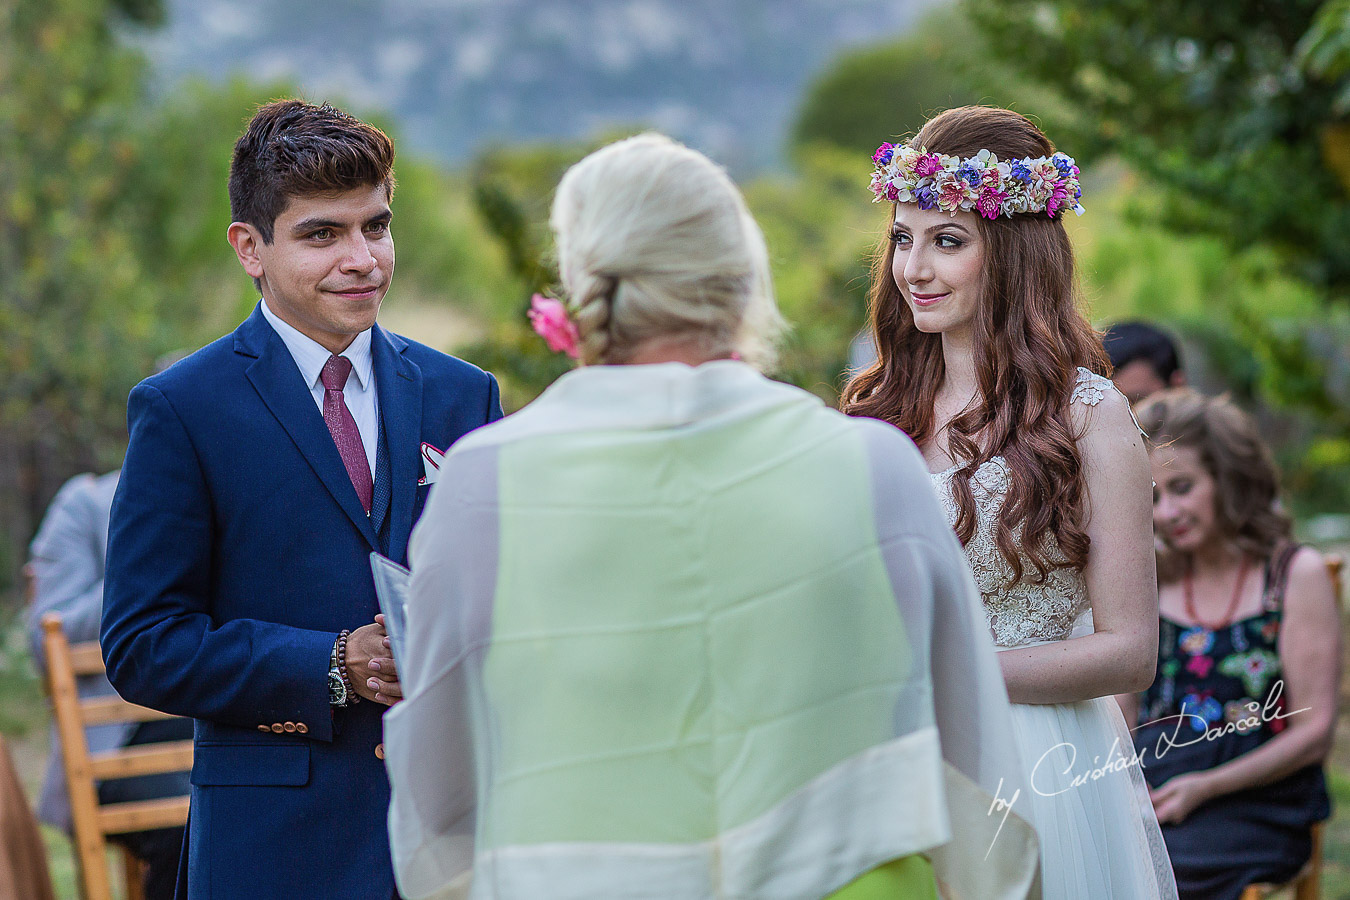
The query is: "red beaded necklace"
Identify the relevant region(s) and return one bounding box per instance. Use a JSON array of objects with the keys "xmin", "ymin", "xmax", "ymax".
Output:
[{"xmin": 1183, "ymin": 554, "xmax": 1252, "ymax": 631}]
